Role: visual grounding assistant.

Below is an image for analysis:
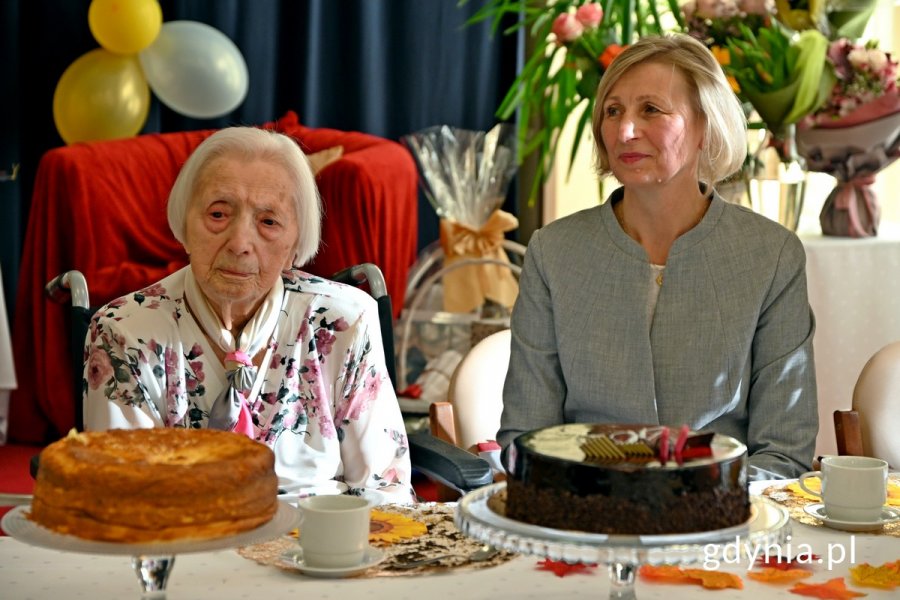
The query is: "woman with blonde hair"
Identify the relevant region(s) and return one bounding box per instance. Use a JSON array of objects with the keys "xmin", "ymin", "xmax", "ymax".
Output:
[{"xmin": 499, "ymin": 34, "xmax": 817, "ymax": 480}]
